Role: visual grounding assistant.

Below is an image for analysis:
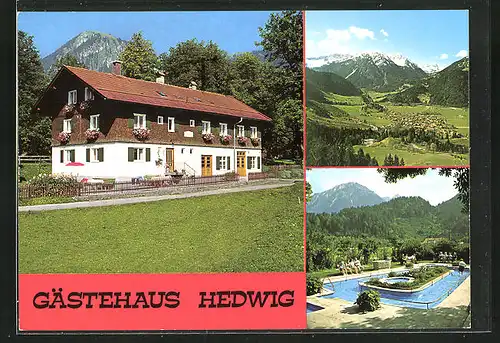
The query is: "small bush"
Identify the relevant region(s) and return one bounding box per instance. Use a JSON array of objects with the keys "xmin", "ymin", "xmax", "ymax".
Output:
[
  {"xmin": 21, "ymin": 174, "xmax": 81, "ymax": 198},
  {"xmin": 388, "ymin": 271, "xmax": 397, "ymax": 277},
  {"xmin": 355, "ymin": 290, "xmax": 381, "ymax": 312},
  {"xmin": 405, "ymin": 262, "xmax": 414, "ymax": 268},
  {"xmin": 278, "ymin": 170, "xmax": 292, "ymax": 179},
  {"xmin": 307, "ymin": 275, "xmax": 323, "ymax": 296},
  {"xmin": 223, "ymin": 172, "xmax": 238, "ymax": 181}
]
